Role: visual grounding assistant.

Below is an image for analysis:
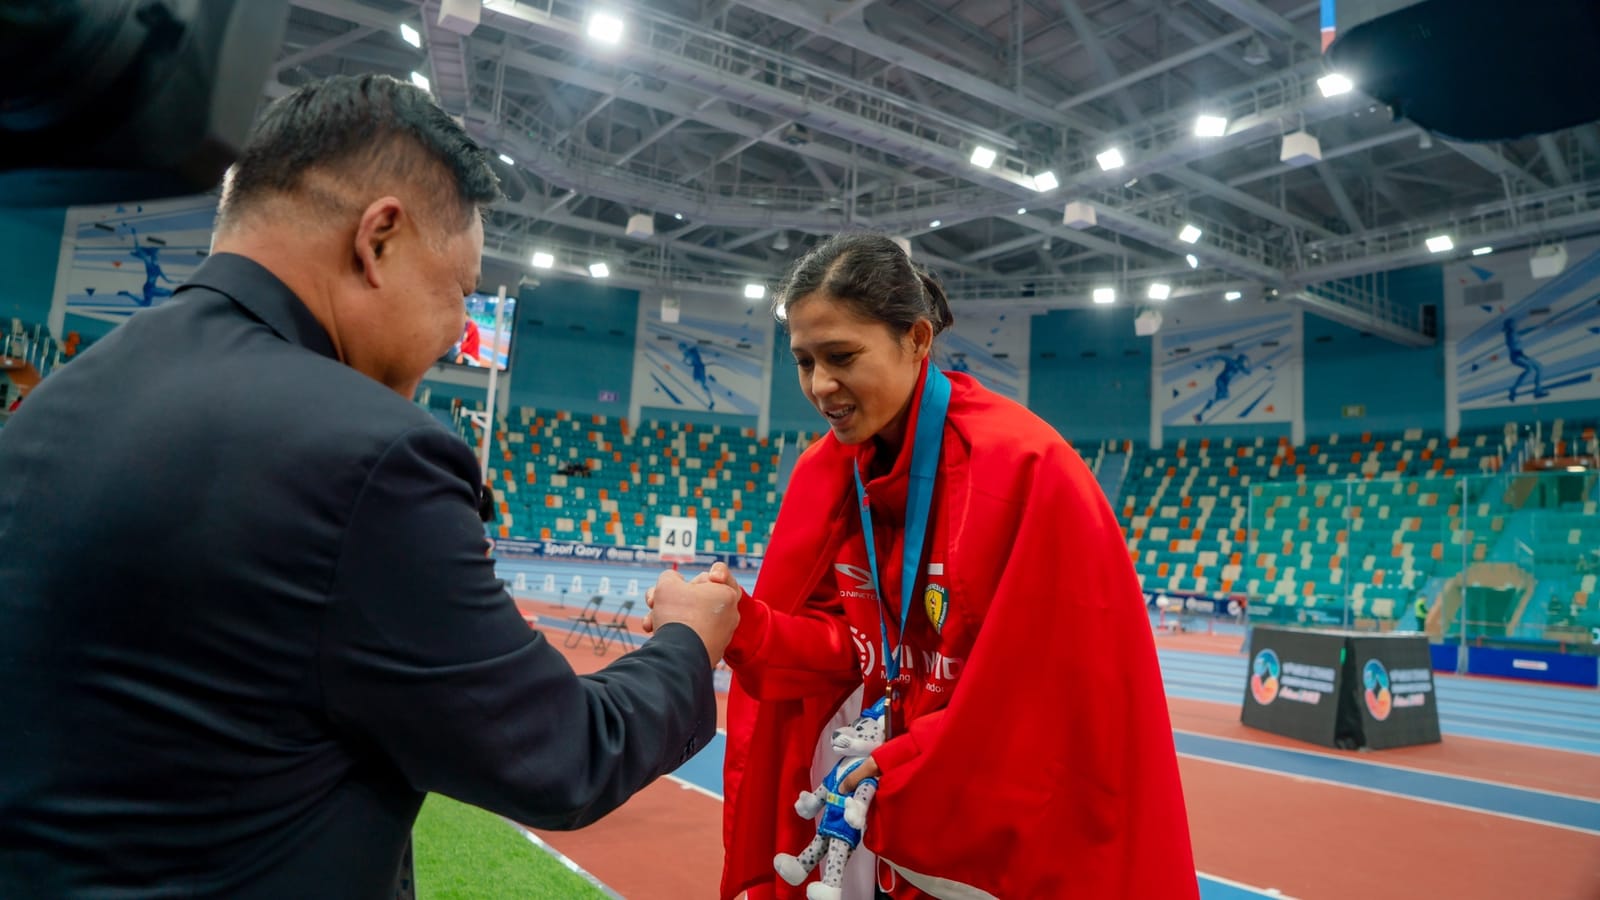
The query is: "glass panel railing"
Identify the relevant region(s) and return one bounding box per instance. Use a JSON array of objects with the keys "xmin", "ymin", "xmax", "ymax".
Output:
[{"xmin": 1241, "ymin": 471, "xmax": 1598, "ymax": 661}]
